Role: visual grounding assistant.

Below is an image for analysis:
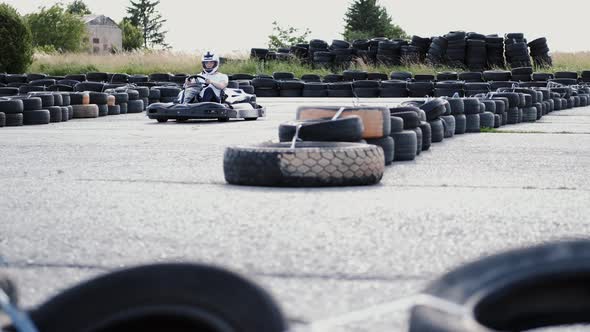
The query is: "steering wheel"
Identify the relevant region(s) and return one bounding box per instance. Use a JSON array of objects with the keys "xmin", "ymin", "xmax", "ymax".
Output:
[{"xmin": 185, "ymin": 75, "xmax": 209, "ymax": 87}]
